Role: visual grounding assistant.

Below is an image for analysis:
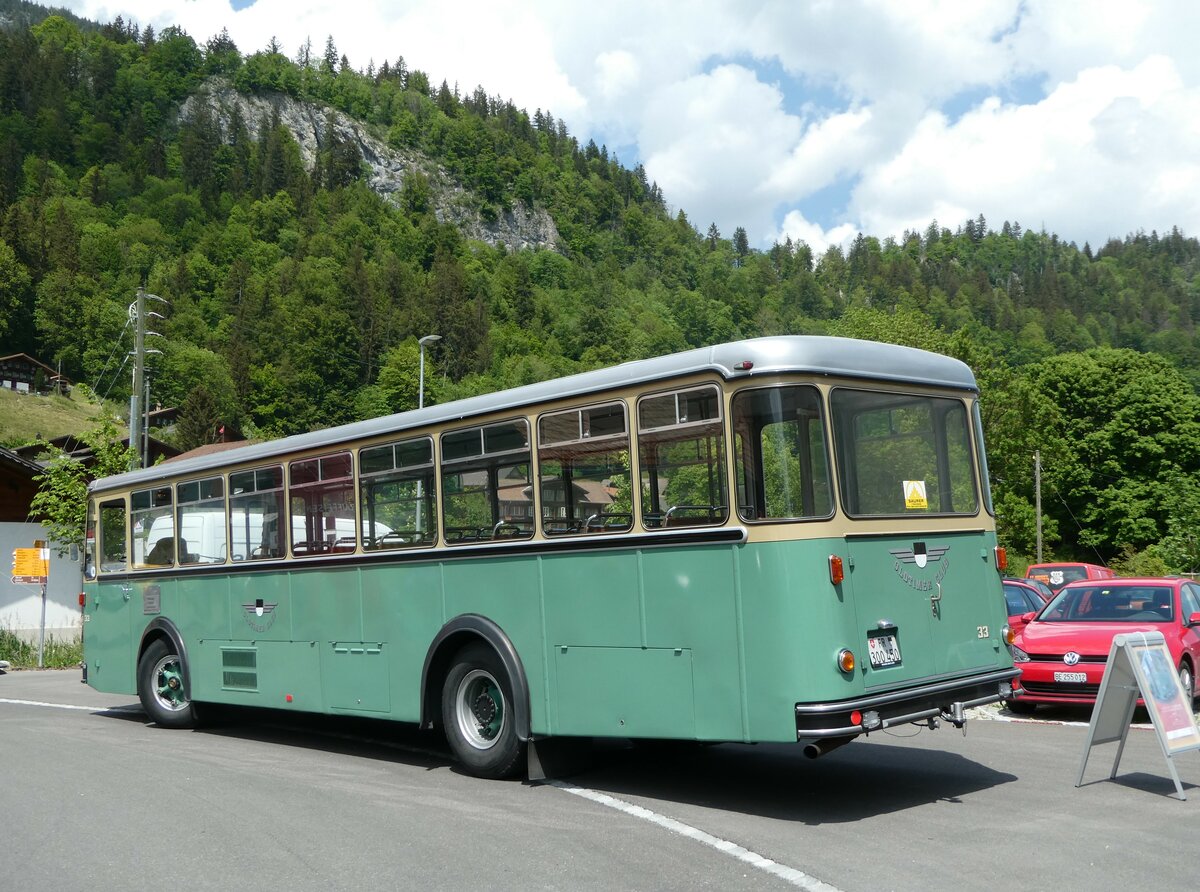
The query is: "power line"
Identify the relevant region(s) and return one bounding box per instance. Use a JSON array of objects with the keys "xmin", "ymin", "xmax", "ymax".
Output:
[{"xmin": 89, "ymin": 316, "xmax": 132, "ymax": 395}]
